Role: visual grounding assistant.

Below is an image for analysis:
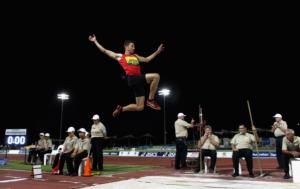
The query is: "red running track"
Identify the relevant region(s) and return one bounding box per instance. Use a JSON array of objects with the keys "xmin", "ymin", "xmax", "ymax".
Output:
[{"xmin": 0, "ymin": 155, "xmax": 290, "ymax": 189}]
